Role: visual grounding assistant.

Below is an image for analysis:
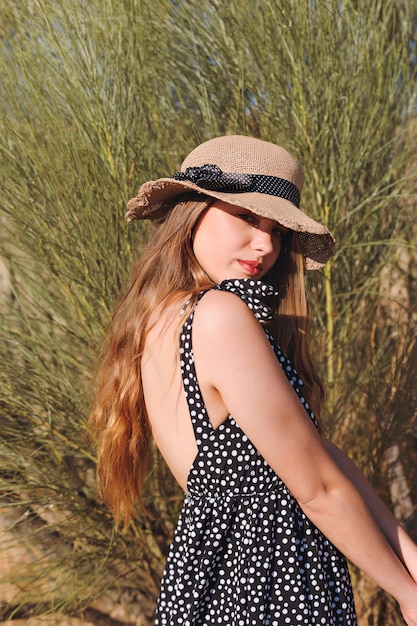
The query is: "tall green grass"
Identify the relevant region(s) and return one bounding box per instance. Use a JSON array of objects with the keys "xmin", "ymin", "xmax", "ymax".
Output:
[{"xmin": 1, "ymin": 1, "xmax": 416, "ymax": 623}]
